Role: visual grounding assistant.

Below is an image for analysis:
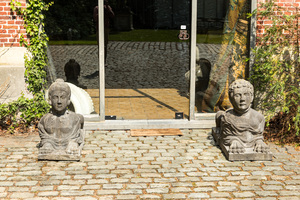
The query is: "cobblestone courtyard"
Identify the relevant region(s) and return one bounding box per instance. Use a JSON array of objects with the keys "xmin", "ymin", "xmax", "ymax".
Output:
[{"xmin": 0, "ymin": 129, "xmax": 299, "ymax": 199}]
